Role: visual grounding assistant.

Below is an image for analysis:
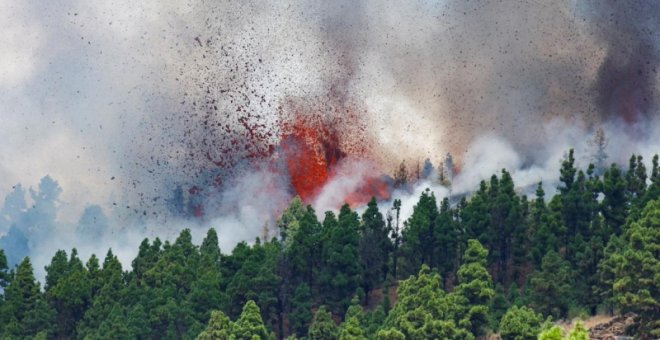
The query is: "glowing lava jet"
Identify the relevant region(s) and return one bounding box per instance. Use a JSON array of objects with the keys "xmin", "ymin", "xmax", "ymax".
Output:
[
  {"xmin": 185, "ymin": 98, "xmax": 393, "ymax": 219},
  {"xmin": 279, "ymin": 108, "xmax": 391, "ymax": 207}
]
